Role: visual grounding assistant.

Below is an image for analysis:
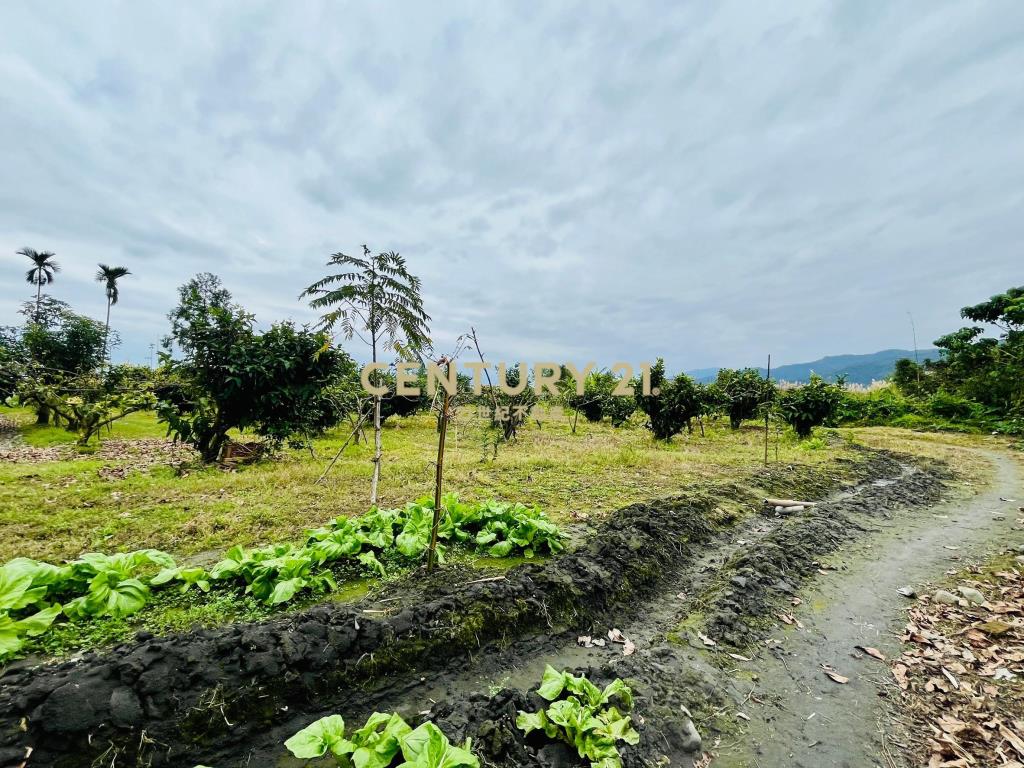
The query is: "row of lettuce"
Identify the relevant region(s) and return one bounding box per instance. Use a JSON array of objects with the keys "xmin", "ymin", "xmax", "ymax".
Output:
[
  {"xmin": 197, "ymin": 666, "xmax": 638, "ymax": 768},
  {"xmin": 0, "ymin": 495, "xmax": 565, "ymax": 661}
]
